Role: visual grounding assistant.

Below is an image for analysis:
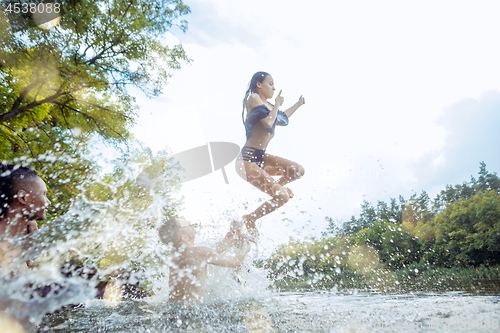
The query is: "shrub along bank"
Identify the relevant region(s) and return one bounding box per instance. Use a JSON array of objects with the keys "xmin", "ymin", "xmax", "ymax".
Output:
[{"xmin": 262, "ymin": 163, "xmax": 500, "ymax": 292}]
